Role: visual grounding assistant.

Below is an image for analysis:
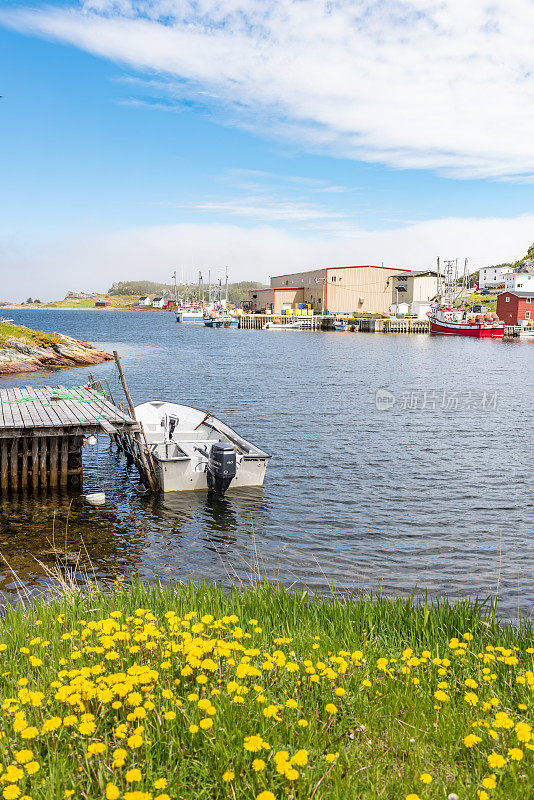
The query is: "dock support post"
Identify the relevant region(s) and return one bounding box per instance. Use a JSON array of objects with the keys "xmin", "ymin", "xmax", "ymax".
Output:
[
  {"xmin": 21, "ymin": 437, "xmax": 28, "ymax": 489},
  {"xmin": 1, "ymin": 440, "xmax": 8, "ymax": 492},
  {"xmin": 39, "ymin": 437, "xmax": 47, "ymax": 489},
  {"xmin": 31, "ymin": 437, "xmax": 39, "ymax": 491},
  {"xmin": 49, "ymin": 437, "xmax": 58, "ymax": 489},
  {"xmin": 60, "ymin": 437, "xmax": 68, "ymax": 488},
  {"xmin": 10, "ymin": 438, "xmax": 19, "ymax": 492}
]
